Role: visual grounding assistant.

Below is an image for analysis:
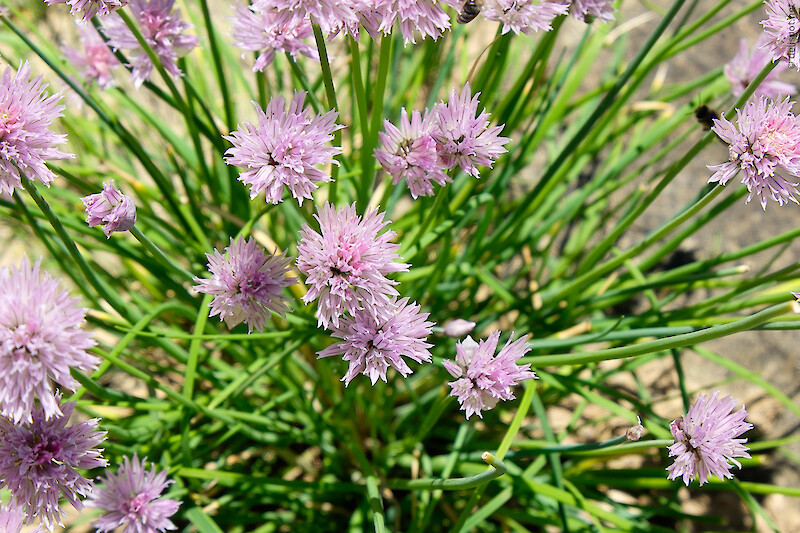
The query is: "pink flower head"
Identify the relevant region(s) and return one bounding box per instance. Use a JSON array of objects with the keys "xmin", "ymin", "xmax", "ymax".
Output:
[
  {"xmin": 101, "ymin": 0, "xmax": 200, "ymax": 87},
  {"xmin": 229, "ymin": 3, "xmax": 318, "ymax": 71},
  {"xmin": 81, "ymin": 179, "xmax": 137, "ymax": 237},
  {"xmin": 667, "ymin": 391, "xmax": 753, "ymax": 486},
  {"xmin": 253, "ymin": 0, "xmax": 360, "ymax": 37},
  {"xmin": 761, "ymin": 0, "xmax": 800, "ymax": 69},
  {"xmin": 482, "ymin": 0, "xmax": 568, "ymax": 35},
  {"xmin": 375, "ymin": 0, "xmax": 451, "ymax": 44},
  {"xmin": 88, "ymin": 454, "xmax": 181, "ymax": 533},
  {"xmin": 296, "ymin": 203, "xmax": 409, "ymax": 329},
  {"xmin": 569, "ymin": 0, "xmax": 615, "ymax": 22},
  {"xmin": 443, "ymin": 318, "xmax": 476, "ymax": 338},
  {"xmin": 194, "ymin": 236, "xmax": 295, "ymax": 333},
  {"xmin": 375, "ymin": 108, "xmax": 451, "ymax": 199},
  {"xmin": 224, "ymin": 93, "xmax": 343, "ymax": 204},
  {"xmin": 0, "ymin": 504, "xmax": 25, "ymax": 533},
  {"xmin": 0, "ymin": 257, "xmax": 98, "ymax": 424},
  {"xmin": 442, "ymin": 332, "xmax": 536, "ymax": 419},
  {"xmin": 45, "ymin": 0, "xmax": 127, "ymax": 22},
  {"xmin": 725, "ymin": 36, "xmax": 797, "ymax": 99},
  {"xmin": 432, "ymin": 83, "xmax": 510, "ymax": 177},
  {"xmin": 0, "ymin": 399, "xmax": 108, "ymax": 530},
  {"xmin": 707, "ymin": 96, "xmax": 800, "ymax": 209},
  {"xmin": 0, "ymin": 61, "xmax": 73, "ymax": 197},
  {"xmin": 318, "ymin": 298, "xmax": 434, "ymax": 386},
  {"xmin": 62, "ymin": 22, "xmax": 120, "ymax": 90}
]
